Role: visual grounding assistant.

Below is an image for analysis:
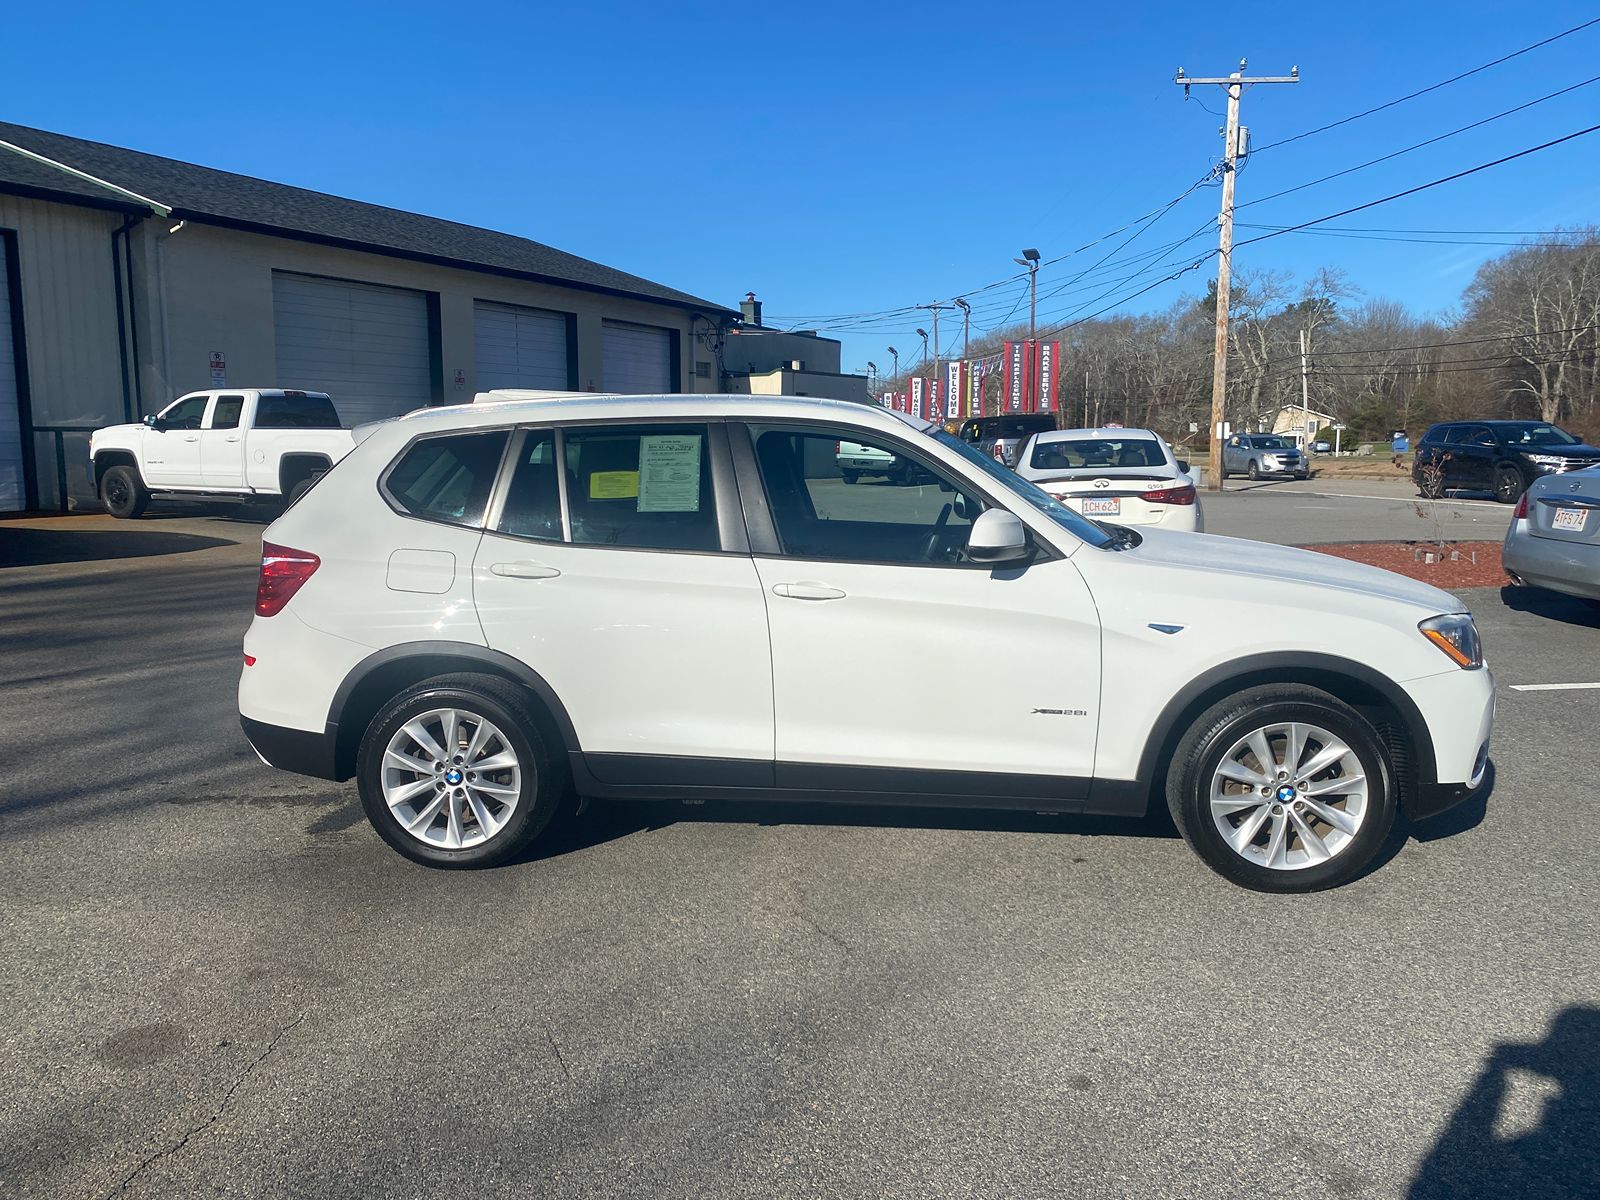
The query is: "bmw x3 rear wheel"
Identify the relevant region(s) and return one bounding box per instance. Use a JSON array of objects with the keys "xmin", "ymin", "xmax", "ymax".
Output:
[
  {"xmin": 356, "ymin": 673, "xmax": 561, "ymax": 867},
  {"xmin": 1166, "ymin": 685, "xmax": 1396, "ymax": 892}
]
